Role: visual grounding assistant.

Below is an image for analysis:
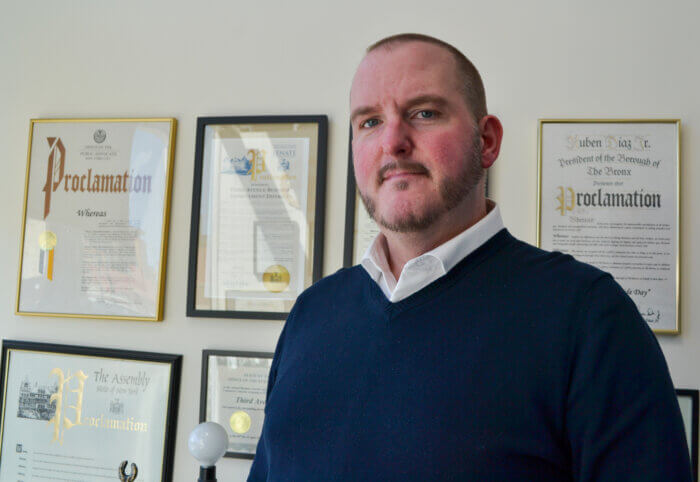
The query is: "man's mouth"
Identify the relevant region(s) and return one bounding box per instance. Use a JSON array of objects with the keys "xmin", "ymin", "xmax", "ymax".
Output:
[{"xmin": 379, "ymin": 162, "xmax": 429, "ymax": 184}]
